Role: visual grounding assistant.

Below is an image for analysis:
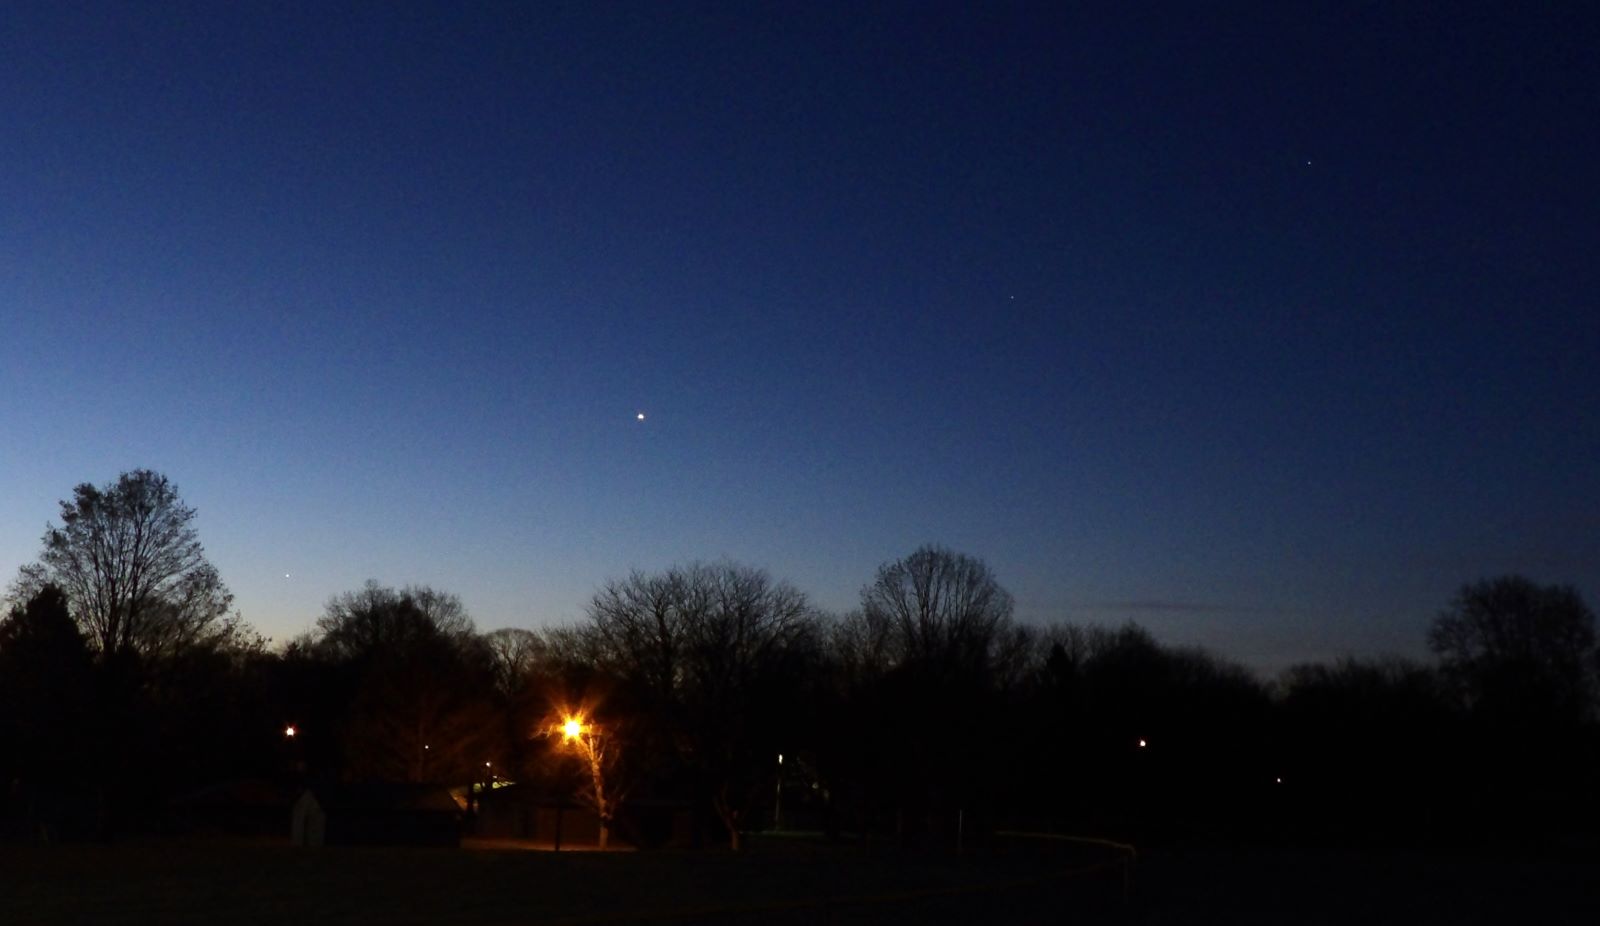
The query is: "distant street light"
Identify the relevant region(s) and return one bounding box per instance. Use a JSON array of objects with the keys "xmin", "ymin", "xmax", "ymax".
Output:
[{"xmin": 282, "ymin": 724, "xmax": 305, "ymax": 776}]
